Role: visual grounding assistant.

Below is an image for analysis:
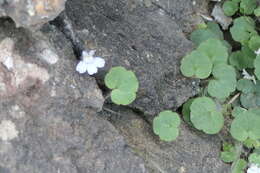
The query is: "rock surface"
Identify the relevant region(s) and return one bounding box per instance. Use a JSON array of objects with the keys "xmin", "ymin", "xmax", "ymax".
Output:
[
  {"xmin": 104, "ymin": 107, "xmax": 230, "ymax": 173},
  {"xmin": 0, "ymin": 0, "xmax": 66, "ymax": 29},
  {"xmin": 0, "ymin": 19, "xmax": 147, "ymax": 173},
  {"xmin": 63, "ymin": 0, "xmax": 203, "ymax": 115}
]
